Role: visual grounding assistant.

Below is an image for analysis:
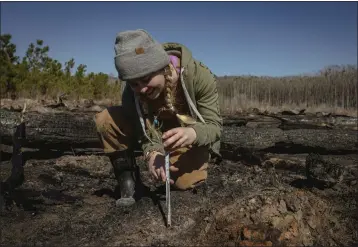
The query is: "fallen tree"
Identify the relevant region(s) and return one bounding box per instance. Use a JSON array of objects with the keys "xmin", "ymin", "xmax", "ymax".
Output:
[
  {"xmin": 1, "ymin": 109, "xmax": 99, "ymax": 150},
  {"xmin": 1, "ymin": 109, "xmax": 357, "ymax": 156},
  {"xmin": 221, "ymin": 126, "xmax": 358, "ymax": 155}
]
